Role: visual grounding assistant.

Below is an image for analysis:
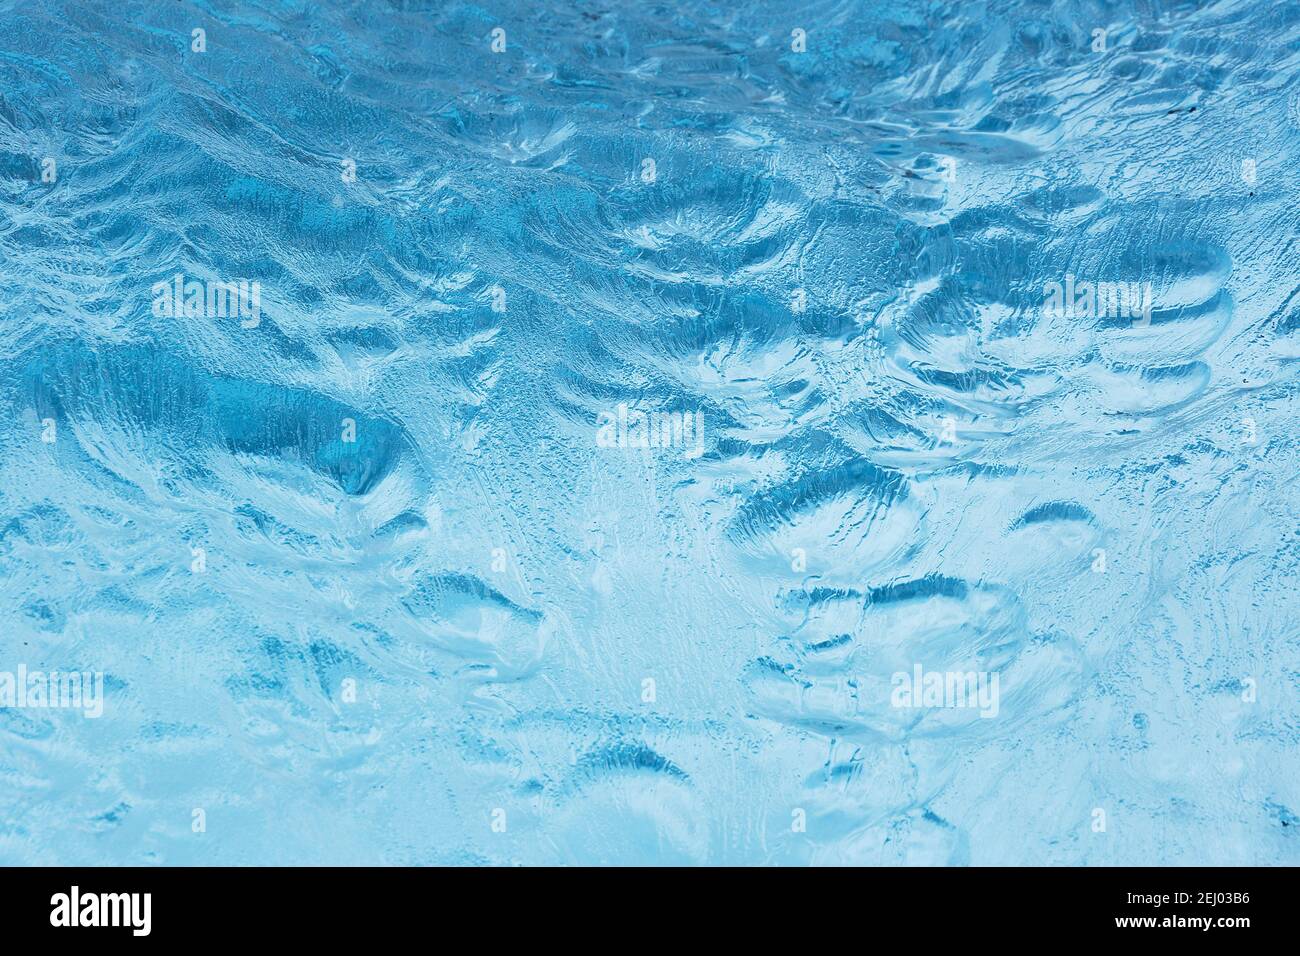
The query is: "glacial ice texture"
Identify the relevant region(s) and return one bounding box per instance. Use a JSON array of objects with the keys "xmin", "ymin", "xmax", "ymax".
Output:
[{"xmin": 1, "ymin": 0, "xmax": 1298, "ymax": 865}]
